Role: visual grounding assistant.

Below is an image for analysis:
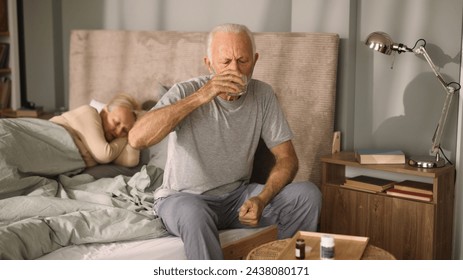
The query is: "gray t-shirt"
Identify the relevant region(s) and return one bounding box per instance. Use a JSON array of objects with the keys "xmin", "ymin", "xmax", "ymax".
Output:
[{"xmin": 153, "ymin": 76, "xmax": 293, "ymax": 199}]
